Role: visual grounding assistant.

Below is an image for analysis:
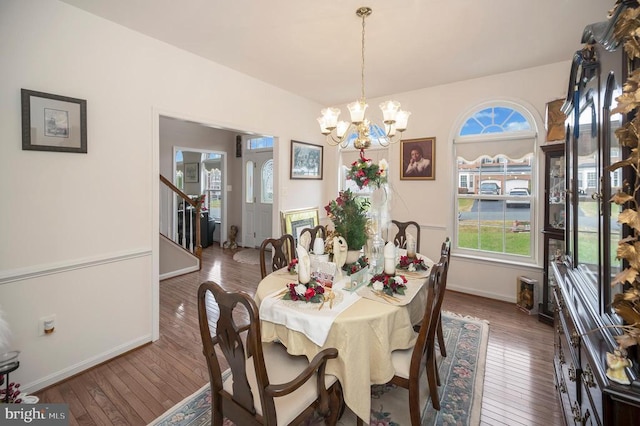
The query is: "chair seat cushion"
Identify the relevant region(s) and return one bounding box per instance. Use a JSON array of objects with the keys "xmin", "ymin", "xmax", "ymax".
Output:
[
  {"xmin": 222, "ymin": 342, "xmax": 337, "ymax": 426},
  {"xmin": 391, "ymin": 347, "xmax": 413, "ymax": 379}
]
